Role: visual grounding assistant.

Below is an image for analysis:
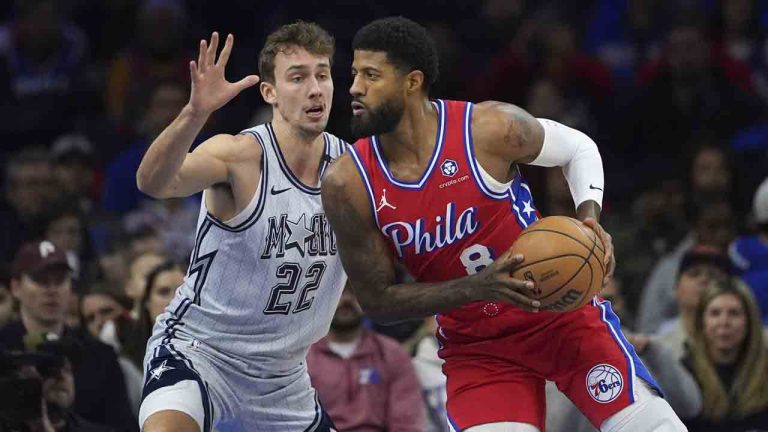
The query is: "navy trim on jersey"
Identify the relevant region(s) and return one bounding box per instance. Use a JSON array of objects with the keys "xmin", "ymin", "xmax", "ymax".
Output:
[
  {"xmin": 142, "ymin": 344, "xmax": 213, "ymax": 432},
  {"xmin": 163, "ymin": 217, "xmax": 216, "ymax": 343},
  {"xmin": 506, "ymin": 182, "xmax": 531, "ymax": 229},
  {"xmin": 204, "ymin": 131, "xmax": 269, "ymax": 232},
  {"xmin": 371, "ymin": 99, "xmax": 446, "ymax": 190},
  {"xmin": 266, "ymin": 123, "xmax": 324, "ymax": 195},
  {"xmin": 318, "ymin": 133, "xmax": 331, "ymax": 179},
  {"xmin": 348, "ymin": 145, "xmax": 381, "ymax": 228},
  {"xmin": 302, "ymin": 392, "xmax": 322, "ymax": 432},
  {"xmin": 463, "ymin": 102, "xmax": 509, "ymax": 200}
]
